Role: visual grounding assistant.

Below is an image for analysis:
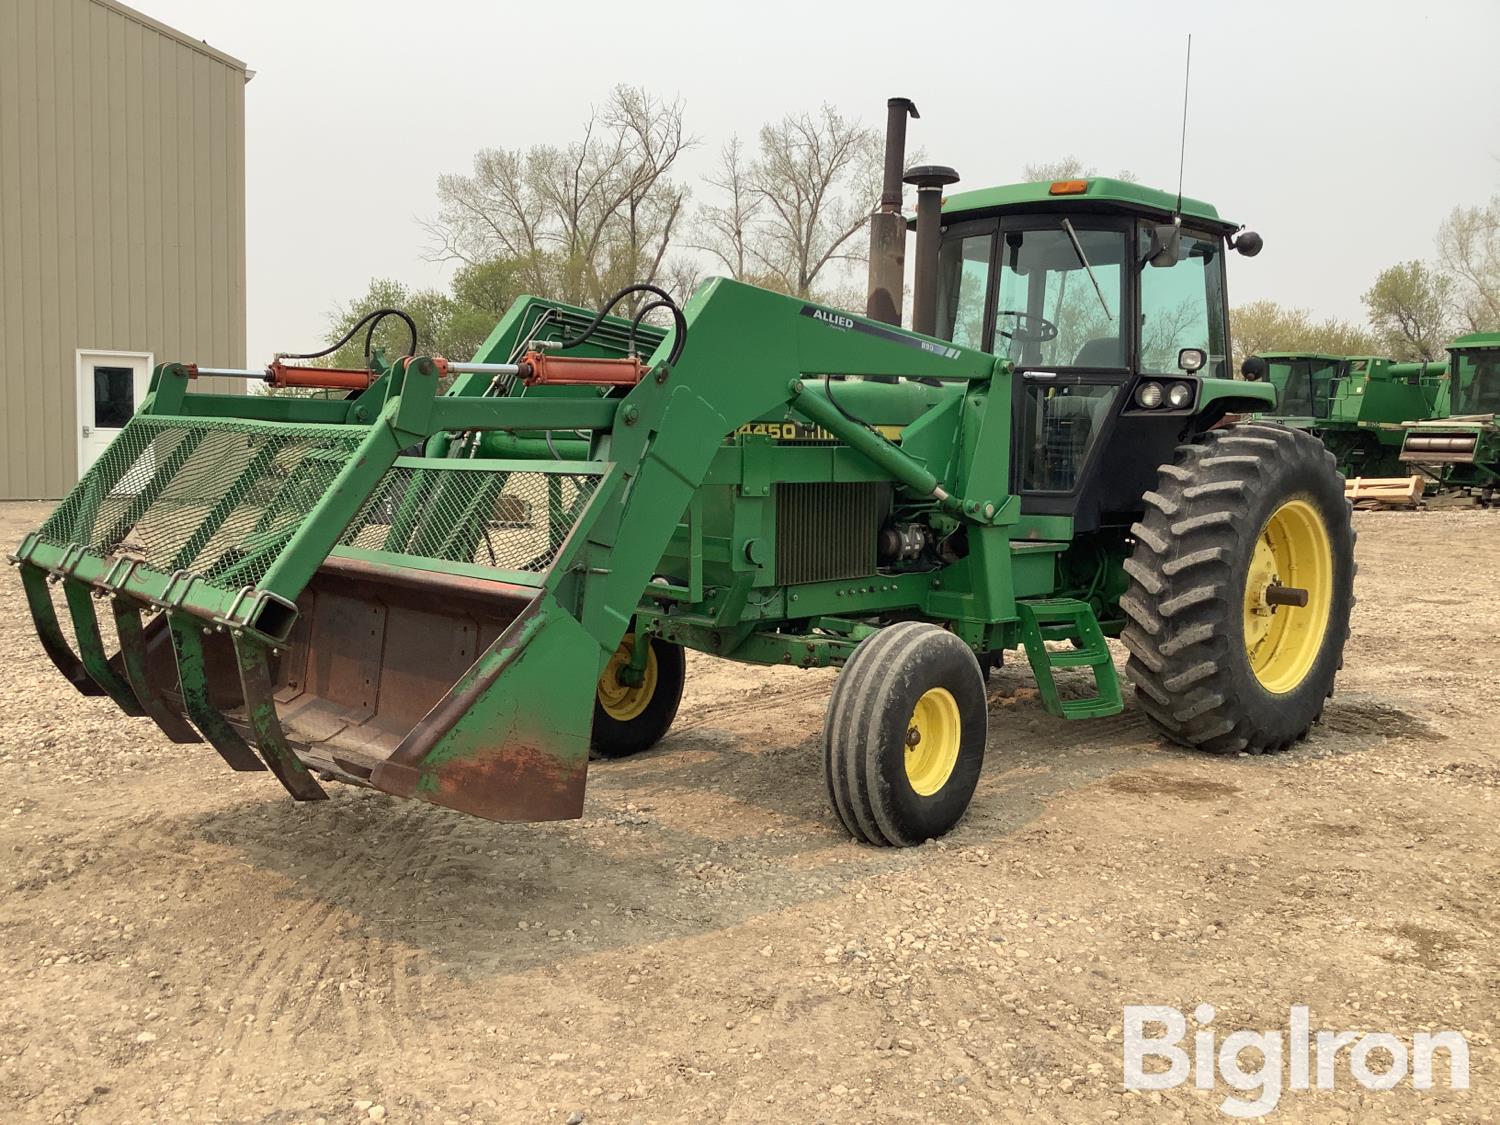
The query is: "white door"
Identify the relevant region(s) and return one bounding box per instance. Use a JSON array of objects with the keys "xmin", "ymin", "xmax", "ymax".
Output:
[{"xmin": 76, "ymin": 350, "xmax": 153, "ymax": 479}]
